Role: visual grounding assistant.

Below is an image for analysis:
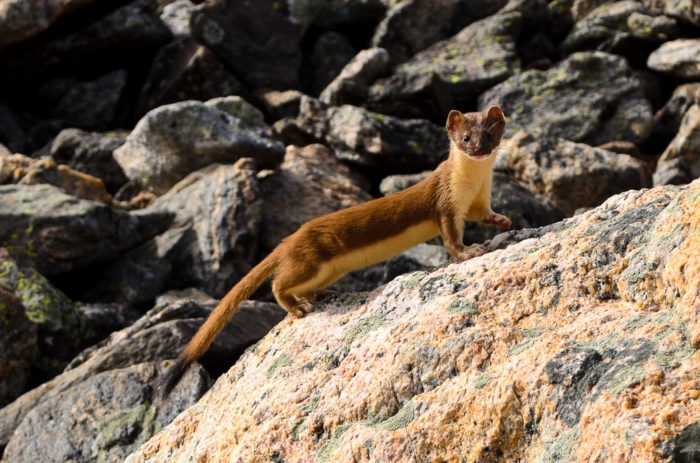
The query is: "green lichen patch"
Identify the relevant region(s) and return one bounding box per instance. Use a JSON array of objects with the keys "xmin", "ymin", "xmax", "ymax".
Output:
[
  {"xmin": 473, "ymin": 374, "xmax": 491, "ymax": 389},
  {"xmin": 541, "ymin": 426, "xmax": 581, "ymax": 463},
  {"xmin": 96, "ymin": 403, "xmax": 160, "ymax": 462},
  {"xmin": 447, "ymin": 298, "xmax": 478, "ymax": 315},
  {"xmin": 521, "ymin": 326, "xmax": 548, "ymax": 338},
  {"xmin": 372, "ymin": 401, "xmax": 415, "ymax": 431},
  {"xmin": 290, "ymin": 394, "xmax": 321, "ymax": 441},
  {"xmin": 400, "ymin": 271, "xmax": 426, "ymax": 289},
  {"xmin": 345, "ymin": 315, "xmax": 385, "ymax": 348},
  {"xmin": 605, "ymin": 364, "xmax": 647, "ymax": 394},
  {"xmin": 266, "ymin": 354, "xmax": 293, "ymax": 379},
  {"xmin": 507, "ymin": 339, "xmax": 535, "ymax": 357},
  {"xmin": 317, "ymin": 423, "xmax": 352, "ymax": 463}
]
